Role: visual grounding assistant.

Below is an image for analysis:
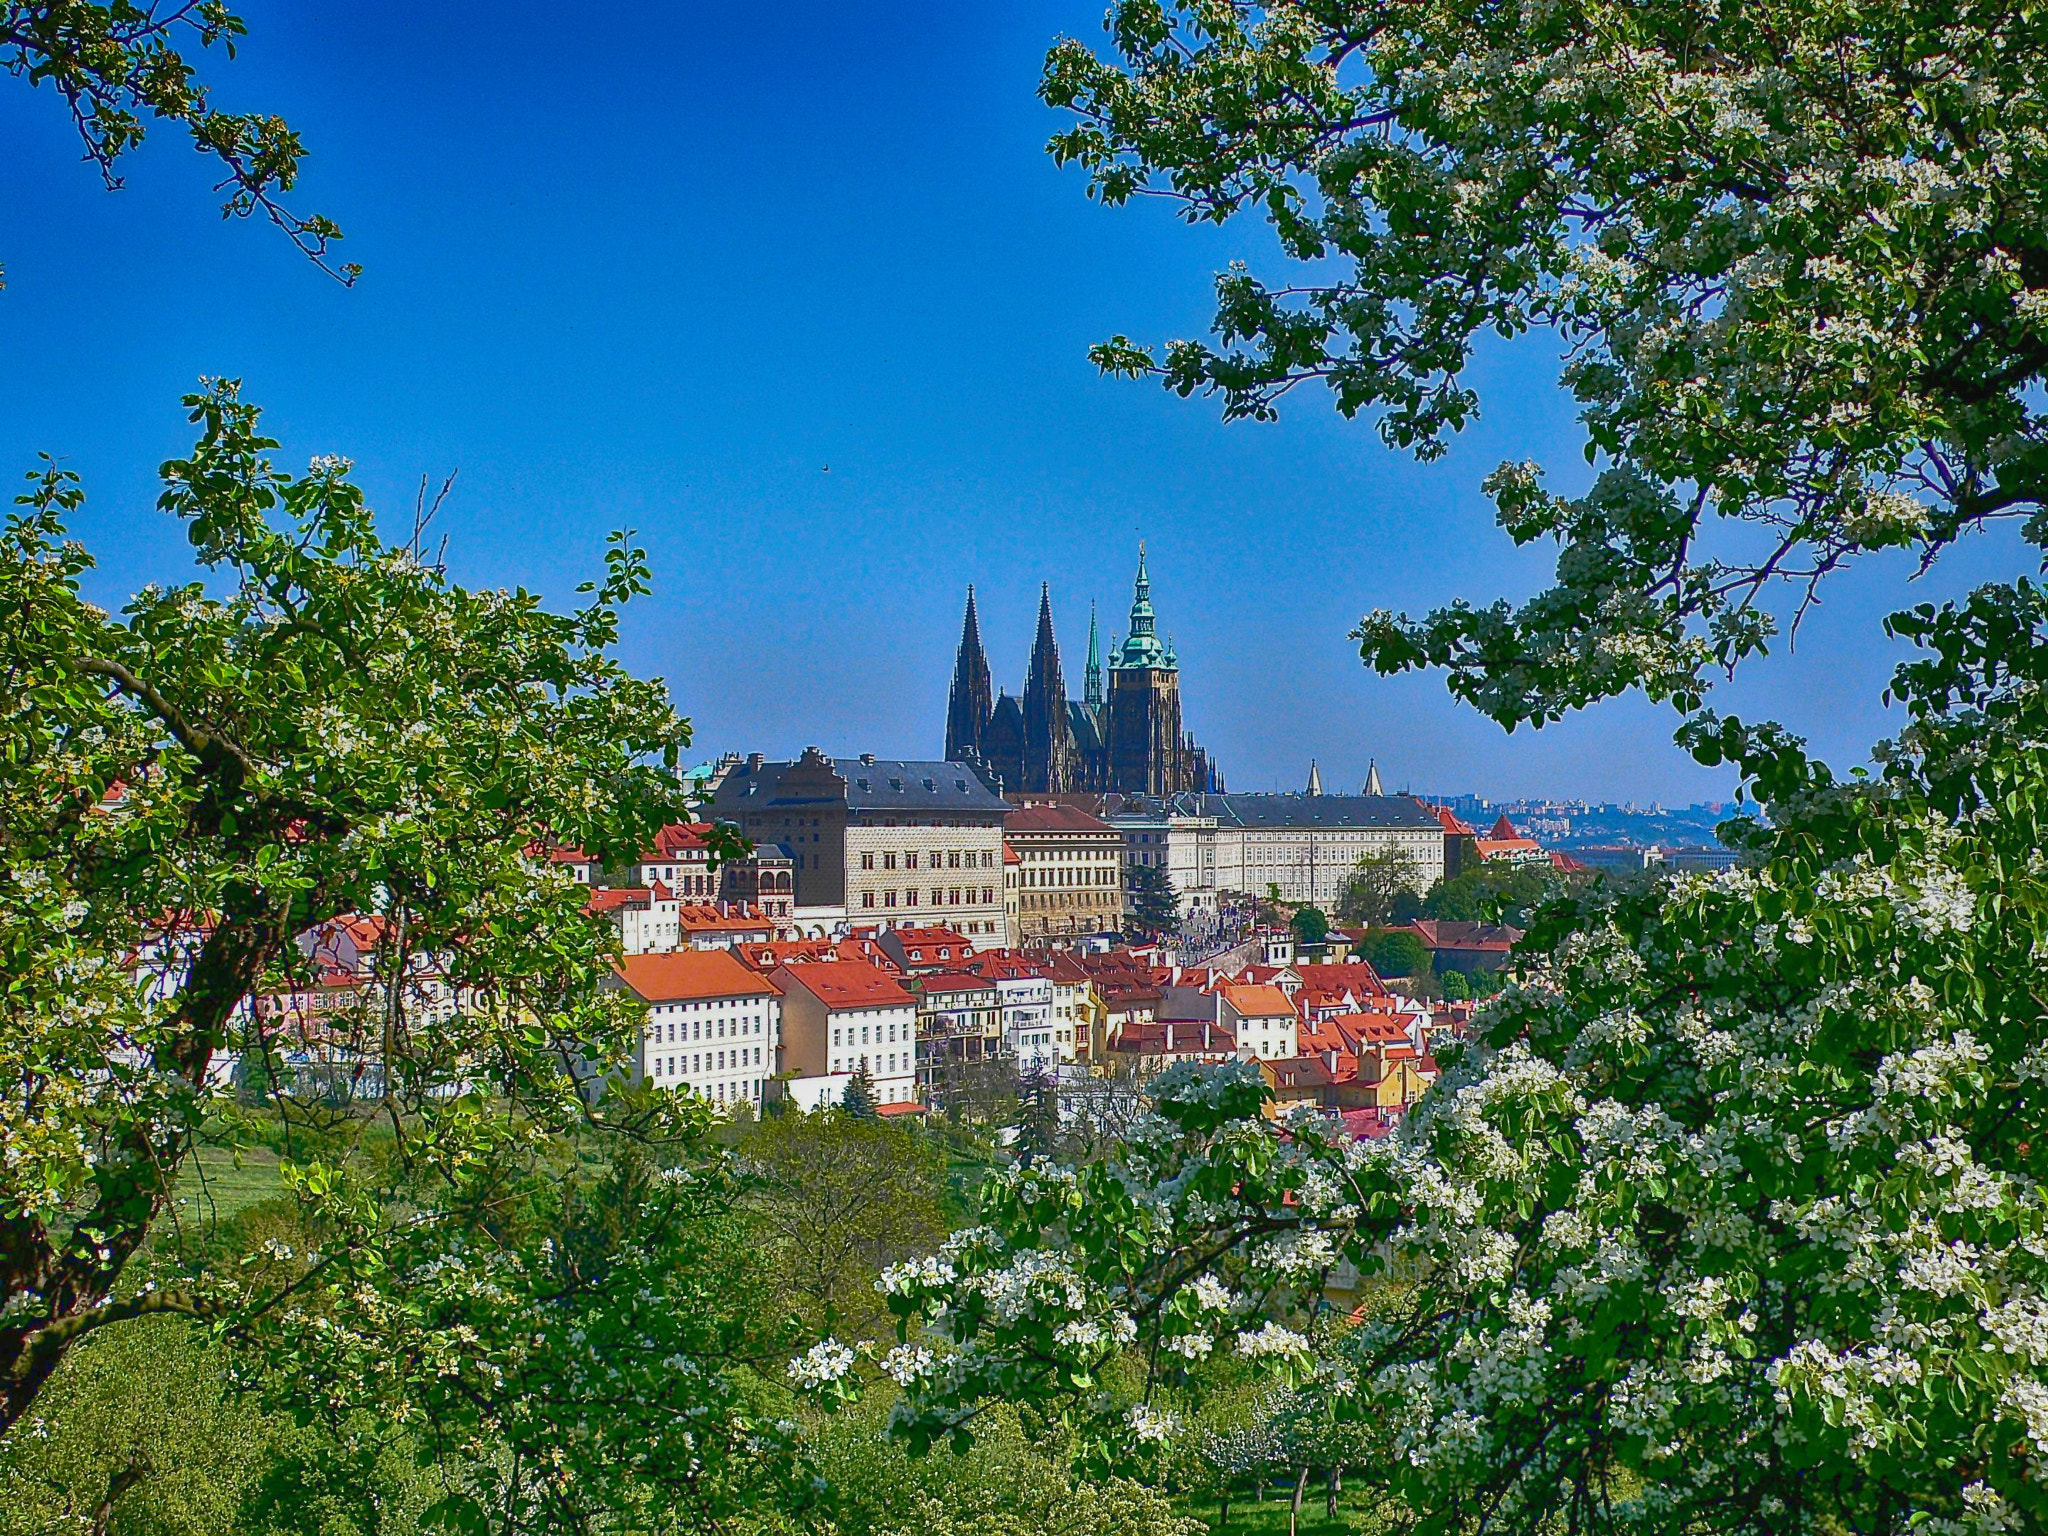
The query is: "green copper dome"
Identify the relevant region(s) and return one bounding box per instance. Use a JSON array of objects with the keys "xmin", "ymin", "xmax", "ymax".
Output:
[{"xmin": 1112, "ymin": 543, "xmax": 1174, "ymax": 671}]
